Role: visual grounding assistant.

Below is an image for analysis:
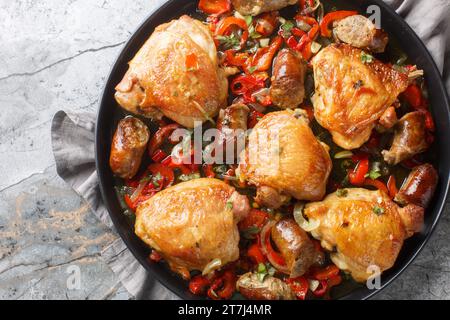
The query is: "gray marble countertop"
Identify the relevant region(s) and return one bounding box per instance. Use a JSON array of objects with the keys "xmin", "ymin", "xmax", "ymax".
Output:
[{"xmin": 0, "ymin": 0, "xmax": 449, "ymax": 300}]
